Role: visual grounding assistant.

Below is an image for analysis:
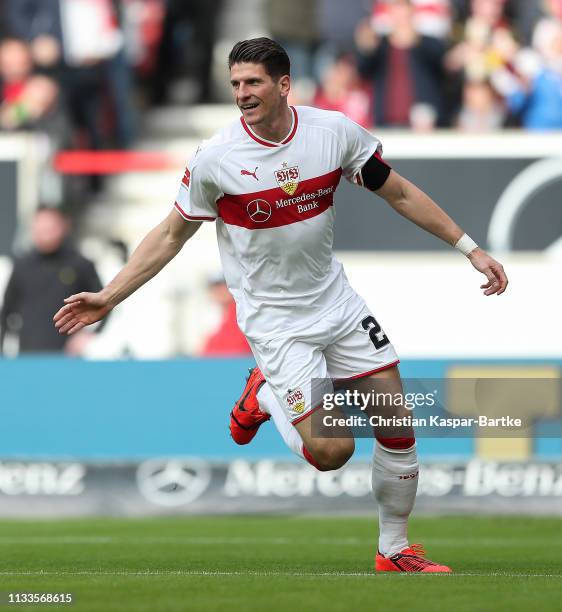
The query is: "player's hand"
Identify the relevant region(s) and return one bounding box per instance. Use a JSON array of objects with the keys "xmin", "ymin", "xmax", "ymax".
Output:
[
  {"xmin": 467, "ymin": 248, "xmax": 508, "ymax": 296},
  {"xmin": 53, "ymin": 291, "xmax": 113, "ymax": 335}
]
